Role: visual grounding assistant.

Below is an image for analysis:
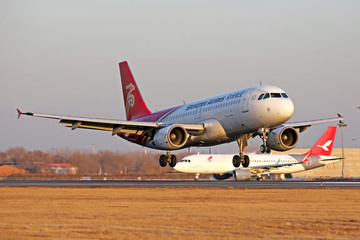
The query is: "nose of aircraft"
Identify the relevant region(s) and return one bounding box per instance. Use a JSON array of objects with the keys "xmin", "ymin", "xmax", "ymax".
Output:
[
  {"xmin": 173, "ymin": 161, "xmax": 181, "ymax": 171},
  {"xmin": 282, "ymin": 98, "xmax": 295, "ymax": 121},
  {"xmin": 254, "ymin": 94, "xmax": 295, "ymax": 127},
  {"xmin": 268, "ymin": 98, "xmax": 294, "ymax": 124}
]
